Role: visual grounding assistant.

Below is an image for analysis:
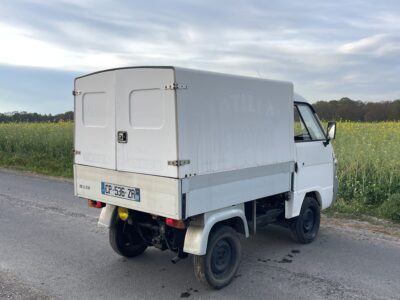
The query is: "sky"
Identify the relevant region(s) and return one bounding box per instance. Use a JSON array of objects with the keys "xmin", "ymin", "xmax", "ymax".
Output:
[{"xmin": 0, "ymin": 0, "xmax": 399, "ymax": 114}]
